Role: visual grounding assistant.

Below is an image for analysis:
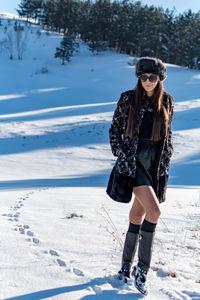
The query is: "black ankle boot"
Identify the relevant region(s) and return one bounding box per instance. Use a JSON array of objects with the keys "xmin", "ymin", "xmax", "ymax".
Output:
[{"xmin": 118, "ymin": 231, "xmax": 139, "ymax": 281}]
